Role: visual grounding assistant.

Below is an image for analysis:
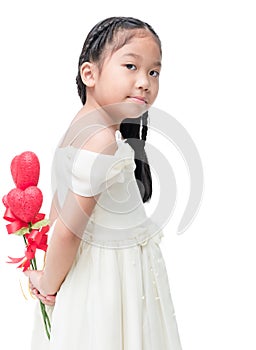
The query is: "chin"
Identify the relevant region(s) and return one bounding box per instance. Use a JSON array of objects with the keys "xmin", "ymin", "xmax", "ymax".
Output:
[{"xmin": 103, "ymin": 101, "xmax": 149, "ymax": 121}]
